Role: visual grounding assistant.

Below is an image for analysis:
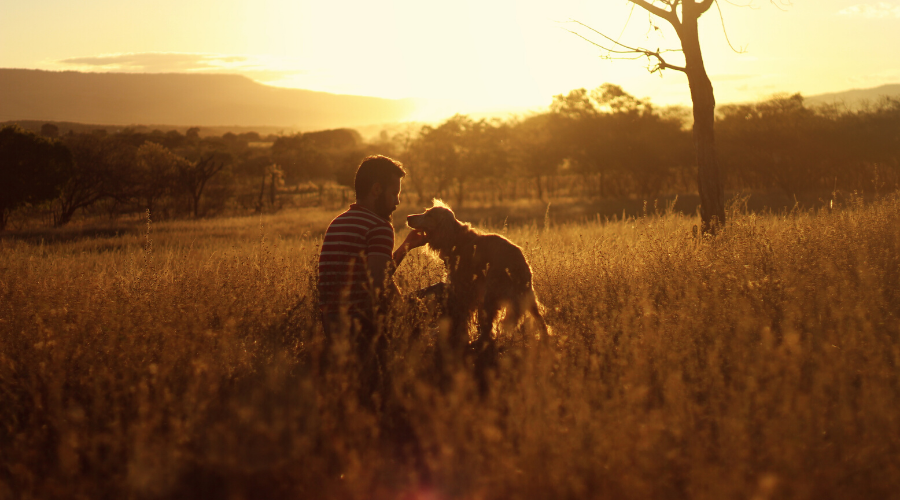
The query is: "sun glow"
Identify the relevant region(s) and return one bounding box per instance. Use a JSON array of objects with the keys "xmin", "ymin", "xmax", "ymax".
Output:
[{"xmin": 2, "ymin": 0, "xmax": 899, "ymax": 122}]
